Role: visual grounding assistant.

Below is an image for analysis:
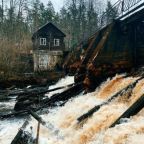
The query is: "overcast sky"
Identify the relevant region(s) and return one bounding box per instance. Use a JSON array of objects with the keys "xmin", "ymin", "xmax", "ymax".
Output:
[{"xmin": 41, "ymin": 0, "xmax": 117, "ymax": 12}]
